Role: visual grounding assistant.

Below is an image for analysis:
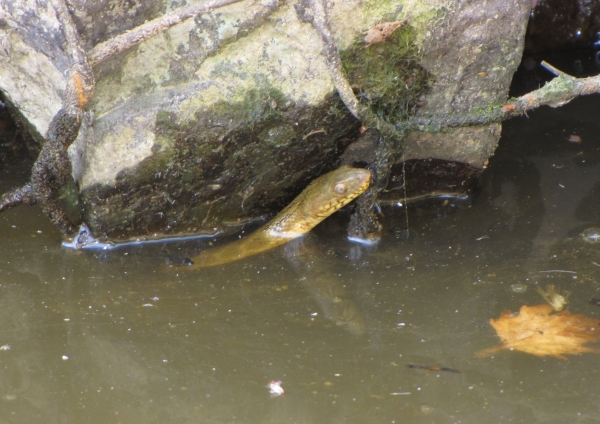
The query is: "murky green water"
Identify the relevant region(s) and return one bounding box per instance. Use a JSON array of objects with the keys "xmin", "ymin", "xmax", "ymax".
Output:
[{"xmin": 1, "ymin": 96, "xmax": 600, "ymax": 423}]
